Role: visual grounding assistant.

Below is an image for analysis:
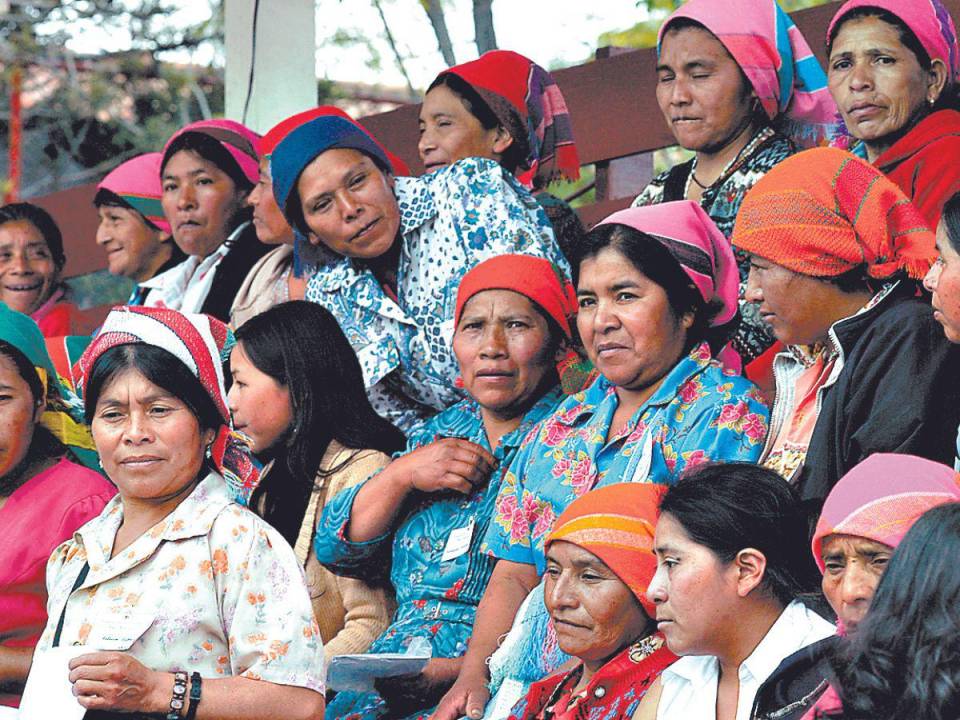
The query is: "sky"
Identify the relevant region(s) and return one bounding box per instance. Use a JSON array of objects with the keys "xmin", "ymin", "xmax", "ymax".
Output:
[{"xmin": 52, "ymin": 0, "xmax": 651, "ymax": 93}]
